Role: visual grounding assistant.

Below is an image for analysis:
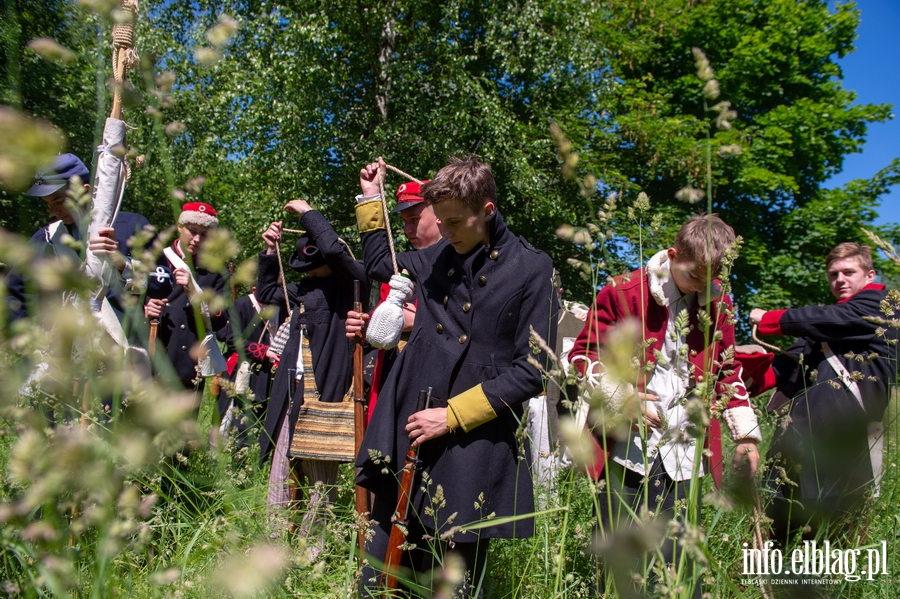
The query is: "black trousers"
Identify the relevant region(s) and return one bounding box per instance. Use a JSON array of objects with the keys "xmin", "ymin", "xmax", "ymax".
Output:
[
  {"xmin": 594, "ymin": 459, "xmax": 703, "ymax": 599},
  {"xmin": 360, "ymin": 494, "xmax": 490, "ymax": 598}
]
